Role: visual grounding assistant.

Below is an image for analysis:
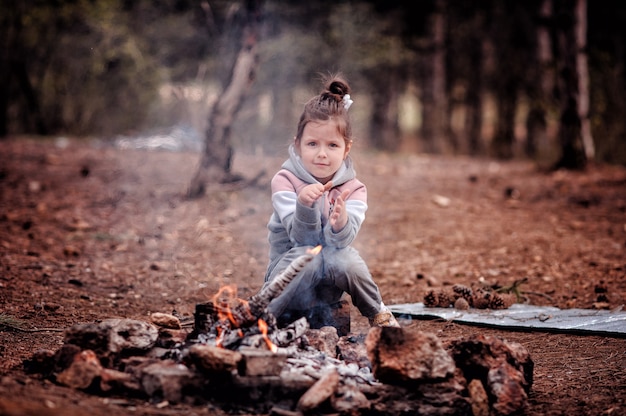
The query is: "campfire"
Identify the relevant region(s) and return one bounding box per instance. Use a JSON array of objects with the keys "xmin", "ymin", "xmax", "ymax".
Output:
[
  {"xmin": 22, "ymin": 245, "xmax": 534, "ymax": 415},
  {"xmin": 193, "ymin": 245, "xmax": 323, "ymax": 352}
]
